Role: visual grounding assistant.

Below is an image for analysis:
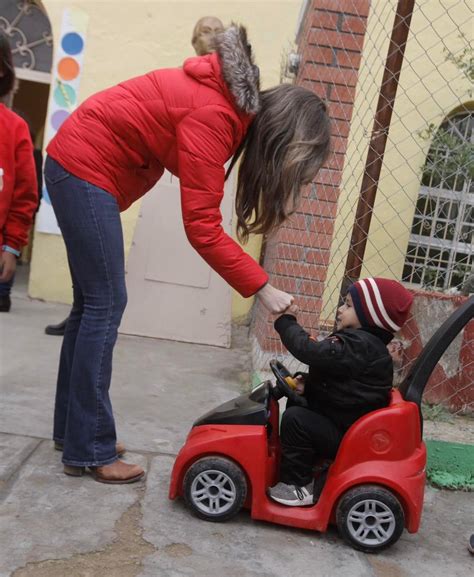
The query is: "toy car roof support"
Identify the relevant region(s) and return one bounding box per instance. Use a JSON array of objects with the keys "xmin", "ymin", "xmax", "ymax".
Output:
[{"xmin": 399, "ymin": 295, "xmax": 473, "ymax": 408}]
